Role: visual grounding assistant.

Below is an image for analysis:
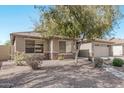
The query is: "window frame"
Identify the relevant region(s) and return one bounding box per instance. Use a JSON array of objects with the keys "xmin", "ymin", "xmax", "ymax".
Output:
[
  {"xmin": 35, "ymin": 43, "xmax": 44, "ymax": 53},
  {"xmin": 25, "ymin": 40, "xmax": 44, "ymax": 53},
  {"xmin": 25, "ymin": 40, "xmax": 35, "ymax": 53}
]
